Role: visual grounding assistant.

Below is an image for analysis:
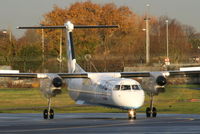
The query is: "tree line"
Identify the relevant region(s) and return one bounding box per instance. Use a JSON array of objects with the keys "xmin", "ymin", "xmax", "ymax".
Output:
[{"xmin": 0, "ymin": 1, "xmax": 199, "ymax": 72}]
